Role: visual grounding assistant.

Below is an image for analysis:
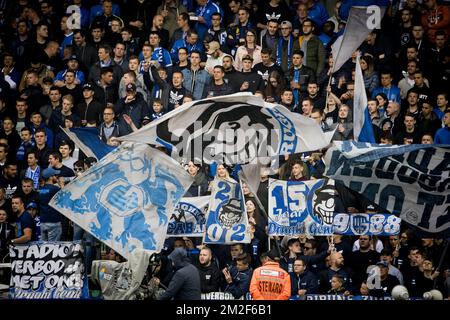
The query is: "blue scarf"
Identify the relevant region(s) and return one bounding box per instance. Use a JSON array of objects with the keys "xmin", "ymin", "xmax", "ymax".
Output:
[
  {"xmin": 276, "ymin": 35, "xmax": 293, "ymax": 70},
  {"xmin": 293, "ymin": 68, "xmax": 300, "ymax": 107}
]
